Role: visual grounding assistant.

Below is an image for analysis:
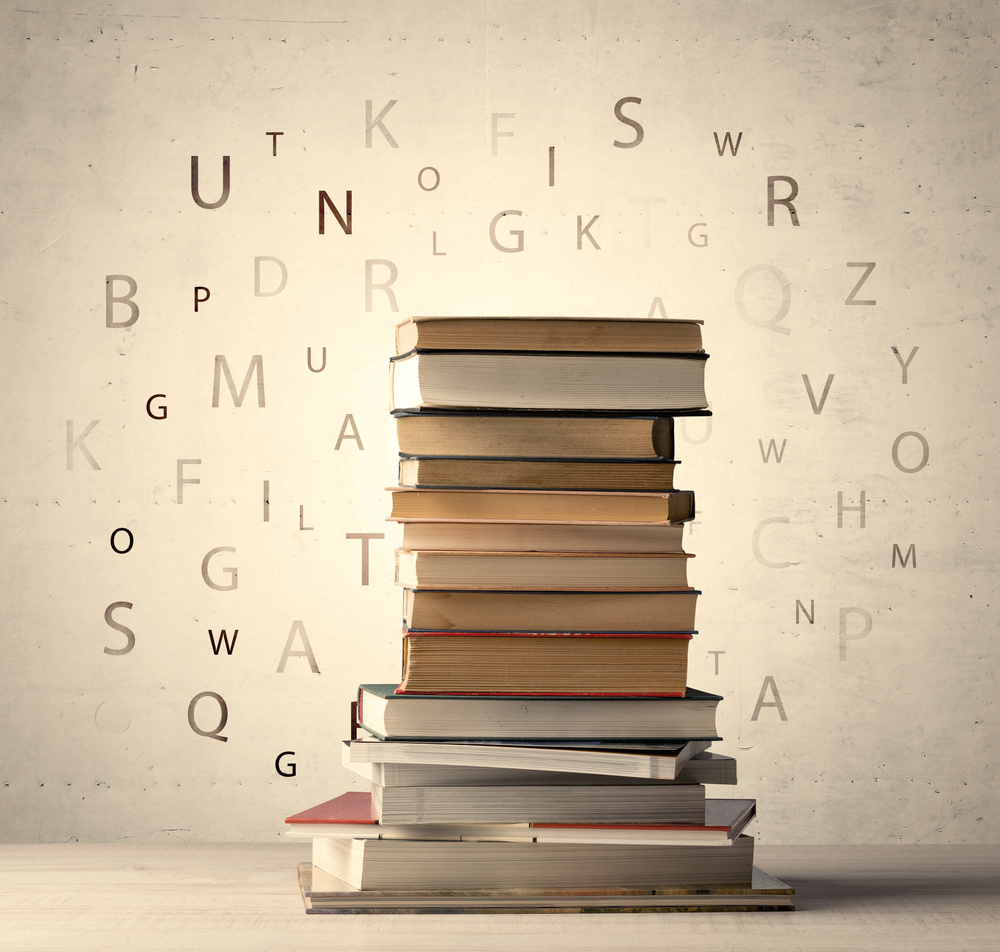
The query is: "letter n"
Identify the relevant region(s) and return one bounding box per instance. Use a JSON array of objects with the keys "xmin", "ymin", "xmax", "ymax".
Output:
[{"xmin": 319, "ymin": 191, "xmax": 352, "ymax": 235}]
